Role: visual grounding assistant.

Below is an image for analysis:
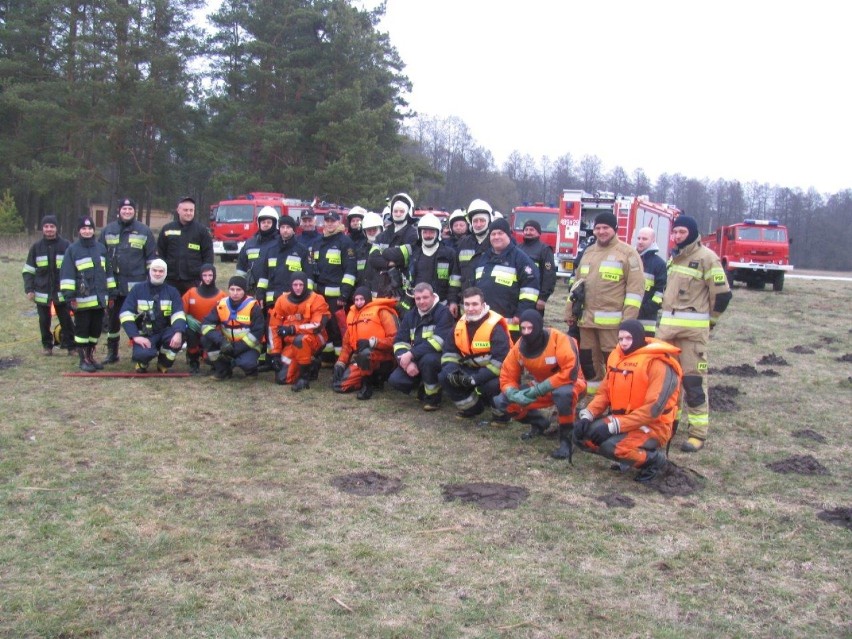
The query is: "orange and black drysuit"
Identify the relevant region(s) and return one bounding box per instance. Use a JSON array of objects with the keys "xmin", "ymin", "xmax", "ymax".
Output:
[
  {"xmin": 181, "ymin": 264, "xmax": 226, "ymax": 370},
  {"xmin": 496, "ymin": 310, "xmax": 586, "ymax": 453},
  {"xmin": 439, "ymin": 308, "xmax": 511, "ymax": 417},
  {"xmin": 576, "ymin": 325, "xmax": 682, "ymax": 471},
  {"xmin": 333, "ymin": 293, "xmax": 399, "ymax": 393},
  {"xmin": 268, "ymin": 277, "xmax": 331, "ymax": 386}
]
